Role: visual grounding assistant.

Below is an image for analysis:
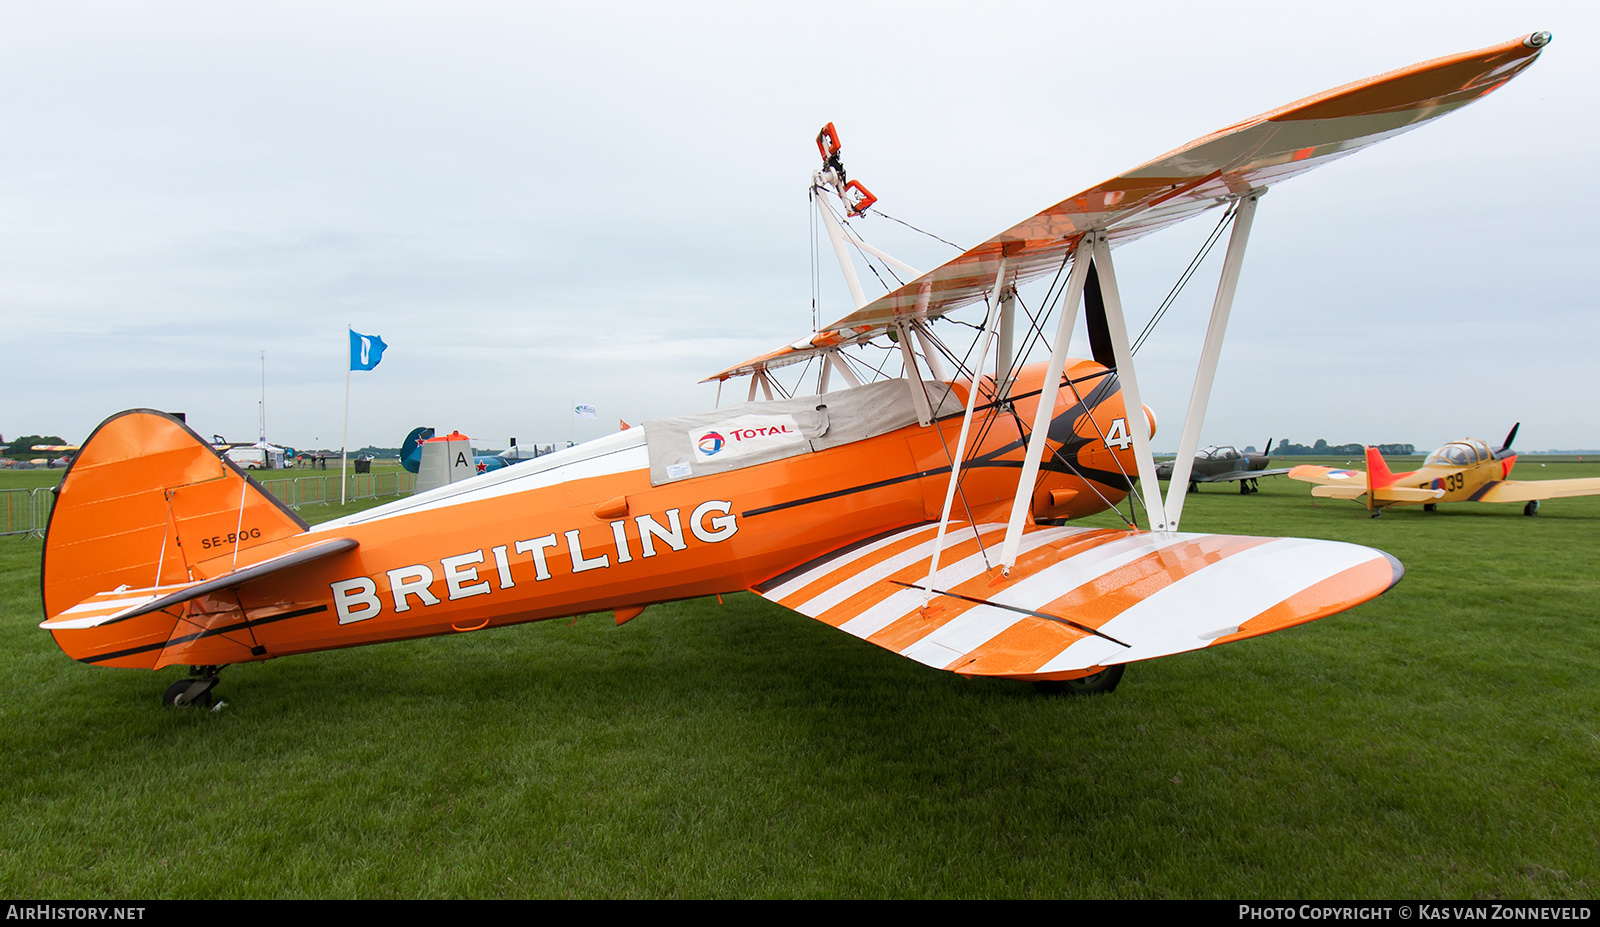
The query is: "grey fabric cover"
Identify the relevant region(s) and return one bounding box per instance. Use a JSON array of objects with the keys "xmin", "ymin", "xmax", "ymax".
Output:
[{"xmin": 642, "ymin": 378, "xmax": 962, "ymax": 485}]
